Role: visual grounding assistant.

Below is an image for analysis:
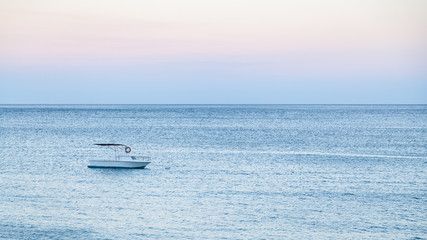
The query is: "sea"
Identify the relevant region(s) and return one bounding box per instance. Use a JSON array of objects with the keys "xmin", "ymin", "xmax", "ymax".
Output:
[{"xmin": 0, "ymin": 104, "xmax": 426, "ymax": 239}]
